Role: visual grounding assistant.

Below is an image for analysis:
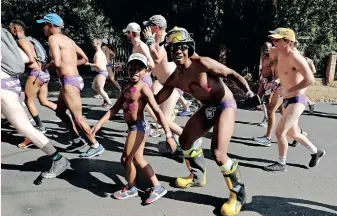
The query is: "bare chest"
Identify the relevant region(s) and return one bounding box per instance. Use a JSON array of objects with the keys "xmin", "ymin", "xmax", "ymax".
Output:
[
  {"xmin": 123, "ymin": 86, "xmax": 142, "ymax": 110},
  {"xmin": 172, "ymin": 70, "xmax": 210, "ymax": 94},
  {"xmin": 277, "ymin": 57, "xmax": 298, "ymax": 81}
]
